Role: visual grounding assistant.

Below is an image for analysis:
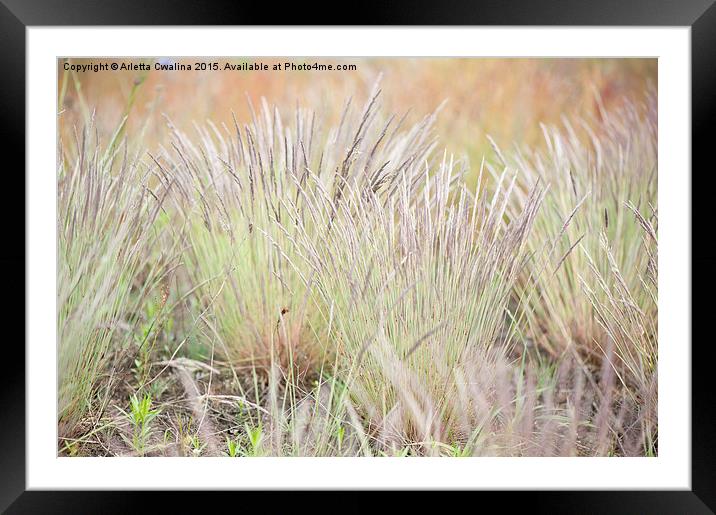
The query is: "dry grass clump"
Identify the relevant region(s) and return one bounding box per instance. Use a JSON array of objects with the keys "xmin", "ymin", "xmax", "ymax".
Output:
[
  {"xmin": 483, "ymin": 93, "xmax": 658, "ymax": 455},
  {"xmin": 583, "ymin": 217, "xmax": 658, "ymax": 454},
  {"xmin": 491, "ymin": 94, "xmax": 657, "ymax": 367},
  {"xmin": 159, "ymin": 89, "xmax": 437, "ymax": 379},
  {"xmin": 57, "ymin": 125, "xmax": 176, "ymax": 437},
  {"xmin": 286, "ymin": 152, "xmax": 543, "ymax": 450},
  {"xmin": 57, "ymin": 87, "xmax": 657, "ymax": 458}
]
